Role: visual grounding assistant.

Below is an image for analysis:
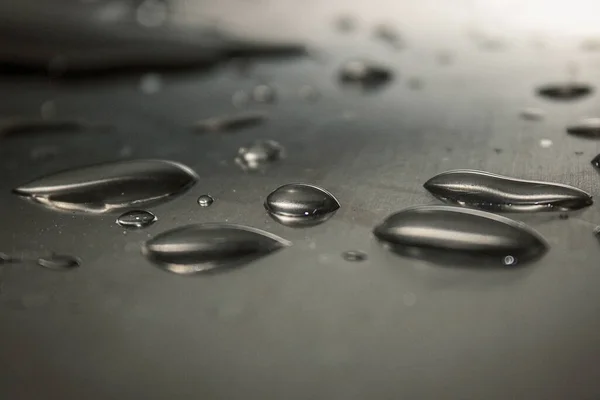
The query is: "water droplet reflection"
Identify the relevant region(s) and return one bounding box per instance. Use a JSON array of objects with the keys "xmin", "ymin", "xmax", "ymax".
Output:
[
  {"xmin": 342, "ymin": 250, "xmax": 367, "ymax": 262},
  {"xmin": 235, "ymin": 140, "xmax": 284, "ymax": 171},
  {"xmin": 197, "ymin": 195, "xmax": 214, "ymax": 207}
]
